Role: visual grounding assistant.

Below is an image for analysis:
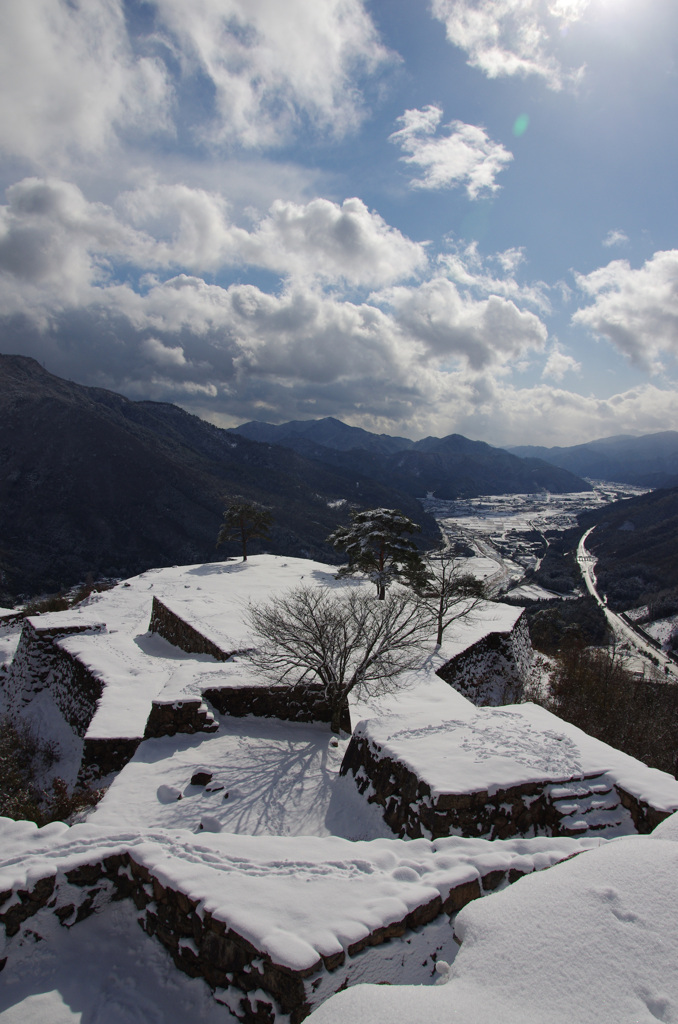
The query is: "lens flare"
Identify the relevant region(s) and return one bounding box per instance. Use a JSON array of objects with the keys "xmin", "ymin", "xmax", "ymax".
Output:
[{"xmin": 513, "ymin": 114, "xmax": 530, "ymax": 137}]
